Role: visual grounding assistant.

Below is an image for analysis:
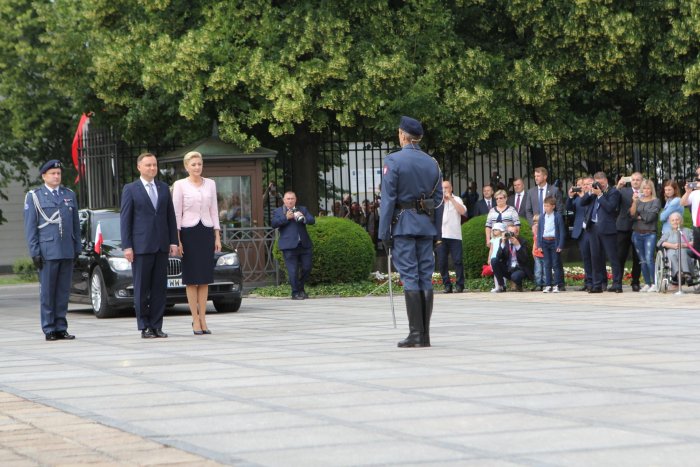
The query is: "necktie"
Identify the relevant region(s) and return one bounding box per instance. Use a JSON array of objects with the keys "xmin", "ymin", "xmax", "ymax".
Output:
[
  {"xmin": 52, "ymin": 189, "xmax": 59, "ymax": 200},
  {"xmin": 592, "ymin": 198, "xmax": 600, "ymax": 223},
  {"xmin": 487, "ymin": 199, "xmax": 491, "ymax": 209},
  {"xmin": 538, "ymin": 188, "xmax": 544, "ymax": 214},
  {"xmin": 515, "ymin": 194, "xmax": 521, "ymax": 212},
  {"xmin": 147, "ymin": 183, "xmax": 157, "ymax": 209}
]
